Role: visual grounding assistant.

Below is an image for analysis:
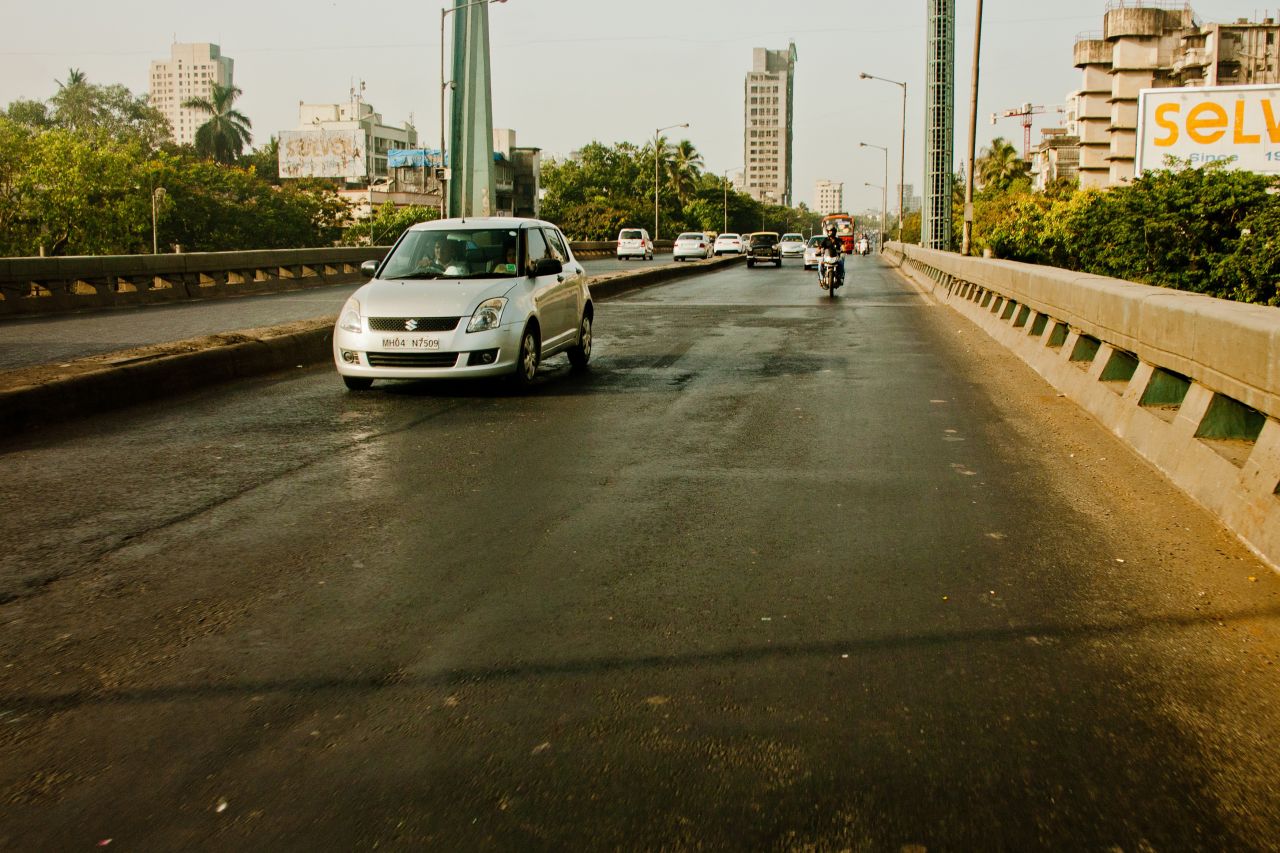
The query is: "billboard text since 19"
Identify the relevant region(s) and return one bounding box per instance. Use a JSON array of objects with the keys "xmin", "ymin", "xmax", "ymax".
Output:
[{"xmin": 1138, "ymin": 85, "xmax": 1280, "ymax": 176}]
